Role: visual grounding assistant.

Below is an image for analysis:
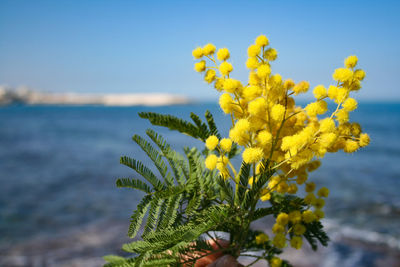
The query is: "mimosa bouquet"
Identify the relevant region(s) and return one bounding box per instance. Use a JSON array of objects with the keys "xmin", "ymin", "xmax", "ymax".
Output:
[{"xmin": 105, "ymin": 35, "xmax": 370, "ymax": 267}]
